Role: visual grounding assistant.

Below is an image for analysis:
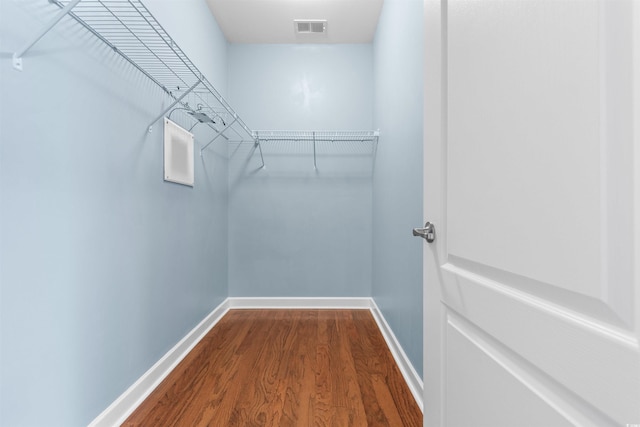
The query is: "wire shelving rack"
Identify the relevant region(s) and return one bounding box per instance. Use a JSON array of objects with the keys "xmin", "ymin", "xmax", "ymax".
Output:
[{"xmin": 12, "ymin": 0, "xmax": 380, "ymax": 166}]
